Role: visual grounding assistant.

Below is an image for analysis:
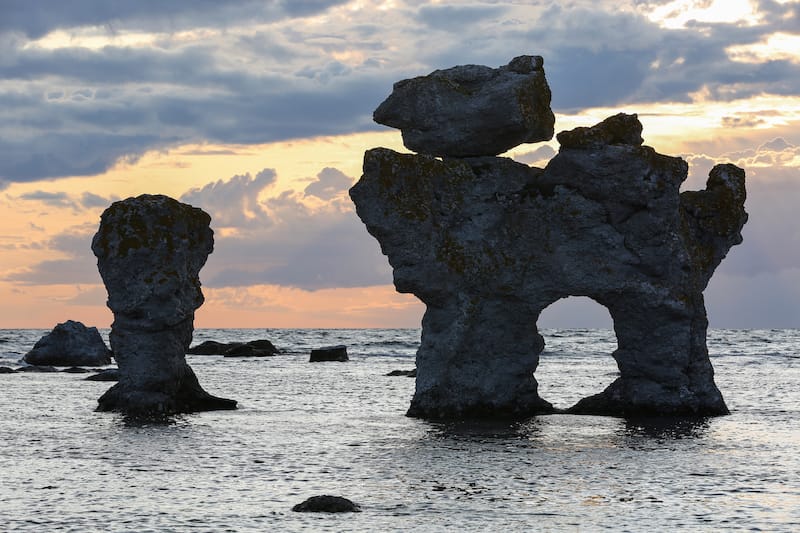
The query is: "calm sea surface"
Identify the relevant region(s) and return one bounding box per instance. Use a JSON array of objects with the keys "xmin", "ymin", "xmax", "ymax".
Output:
[{"xmin": 1, "ymin": 328, "xmax": 798, "ymax": 531}]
